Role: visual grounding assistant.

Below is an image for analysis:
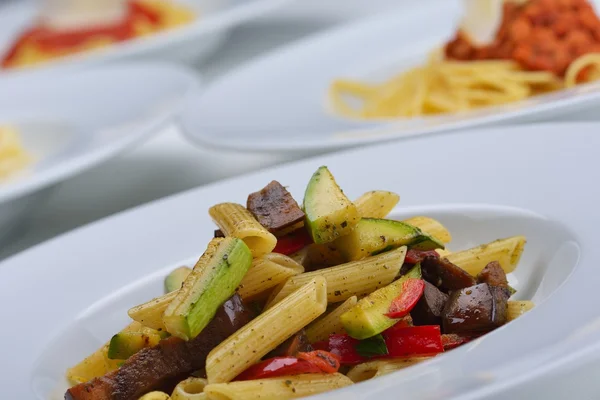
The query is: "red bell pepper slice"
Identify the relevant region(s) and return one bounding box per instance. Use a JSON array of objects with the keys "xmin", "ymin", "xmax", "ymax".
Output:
[
  {"xmin": 383, "ymin": 325, "xmax": 443, "ymax": 357},
  {"xmin": 385, "ymin": 278, "xmax": 425, "ymax": 318},
  {"xmin": 273, "ymin": 228, "xmax": 312, "ymax": 255},
  {"xmin": 297, "ymin": 350, "xmax": 340, "ymax": 373},
  {"xmin": 319, "ymin": 324, "xmax": 444, "ymax": 365},
  {"xmin": 404, "ymin": 249, "xmax": 440, "ymax": 264},
  {"xmin": 235, "ymin": 357, "xmax": 321, "ymax": 381}
]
